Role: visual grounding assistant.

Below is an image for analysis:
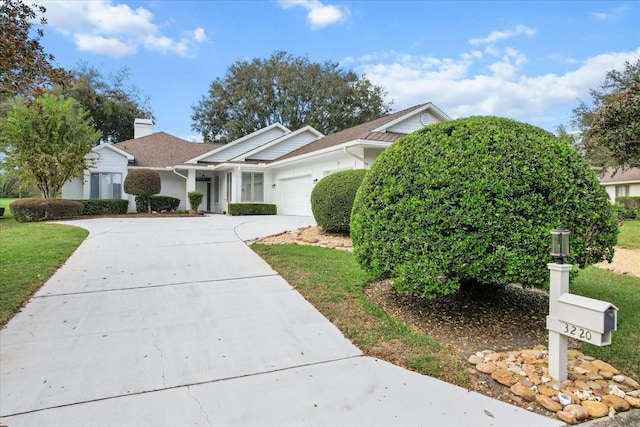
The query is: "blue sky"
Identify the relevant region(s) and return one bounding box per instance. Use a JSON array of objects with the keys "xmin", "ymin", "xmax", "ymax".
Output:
[{"xmin": 37, "ymin": 0, "xmax": 640, "ymax": 142}]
